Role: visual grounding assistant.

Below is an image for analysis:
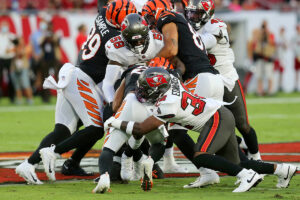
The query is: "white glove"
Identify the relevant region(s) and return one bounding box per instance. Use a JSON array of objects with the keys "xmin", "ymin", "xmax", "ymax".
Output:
[{"xmin": 104, "ymin": 116, "xmax": 116, "ymax": 132}]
